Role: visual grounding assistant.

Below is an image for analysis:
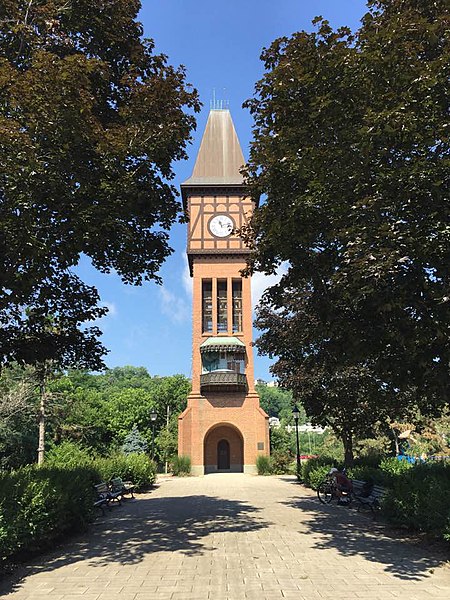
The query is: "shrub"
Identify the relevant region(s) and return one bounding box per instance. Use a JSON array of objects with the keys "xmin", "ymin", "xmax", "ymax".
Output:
[
  {"xmin": 256, "ymin": 455, "xmax": 272, "ymax": 475},
  {"xmin": 45, "ymin": 441, "xmax": 93, "ymax": 468},
  {"xmin": 0, "ymin": 451, "xmax": 156, "ymax": 567},
  {"xmin": 93, "ymin": 453, "xmax": 156, "ymax": 488},
  {"xmin": 46, "ymin": 443, "xmax": 156, "ymax": 489},
  {"xmin": 307, "ymin": 465, "xmax": 333, "ymax": 490},
  {"xmin": 270, "ymin": 450, "xmax": 292, "ymax": 475},
  {"xmin": 382, "ymin": 462, "xmax": 450, "ymax": 541},
  {"xmin": 0, "ymin": 465, "xmax": 97, "ymax": 564},
  {"xmin": 347, "ymin": 465, "xmax": 386, "ymax": 485},
  {"xmin": 301, "ymin": 455, "xmax": 335, "ymax": 487},
  {"xmin": 380, "ymin": 456, "xmax": 413, "ymax": 483},
  {"xmin": 171, "ymin": 455, "xmax": 191, "ymax": 476}
]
